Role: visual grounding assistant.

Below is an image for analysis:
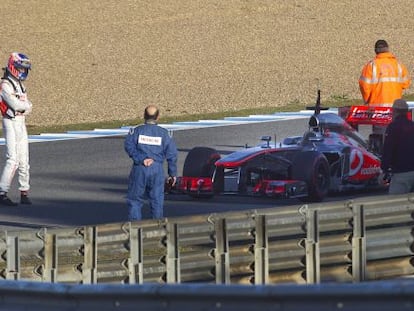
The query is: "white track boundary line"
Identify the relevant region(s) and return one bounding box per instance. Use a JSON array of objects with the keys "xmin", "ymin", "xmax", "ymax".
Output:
[{"xmin": 0, "ymin": 104, "xmax": 410, "ymax": 146}]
